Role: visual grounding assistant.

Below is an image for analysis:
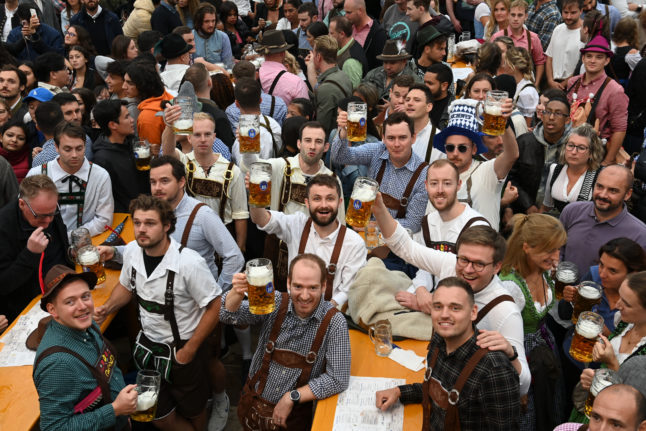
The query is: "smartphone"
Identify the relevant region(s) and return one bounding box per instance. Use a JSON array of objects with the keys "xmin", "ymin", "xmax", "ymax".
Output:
[{"xmin": 30, "ymin": 8, "xmax": 37, "ymax": 18}]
